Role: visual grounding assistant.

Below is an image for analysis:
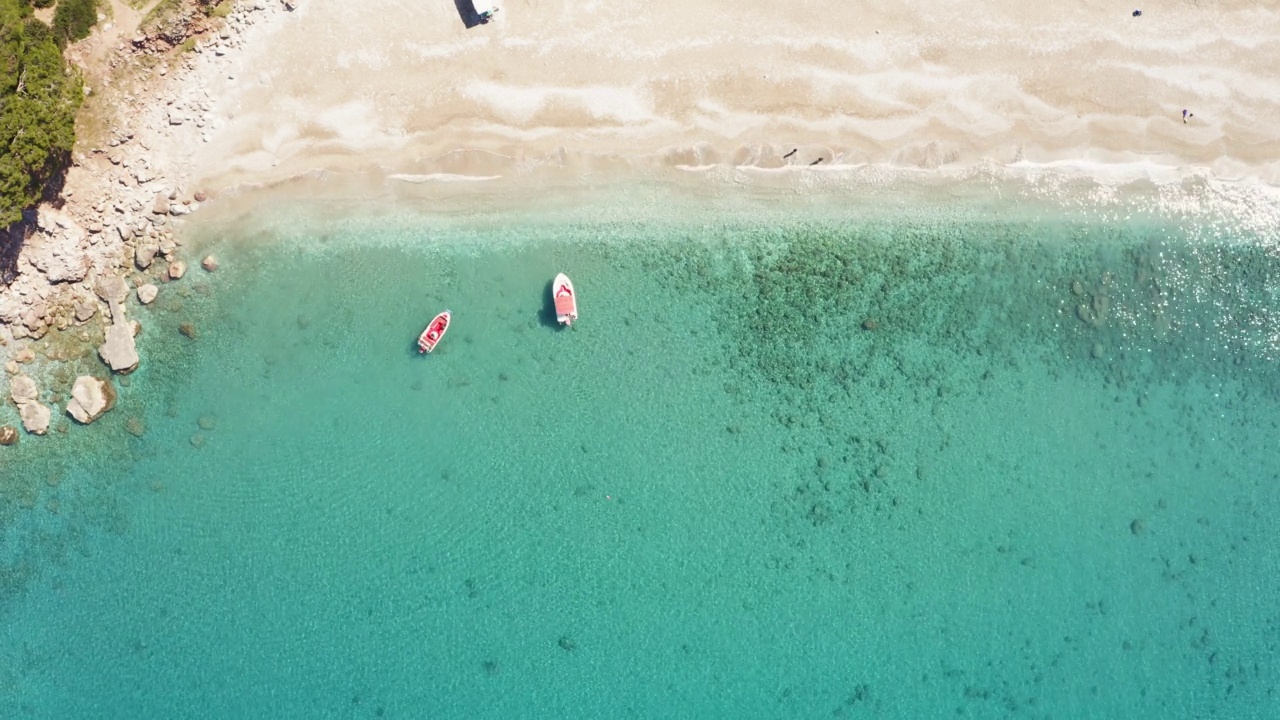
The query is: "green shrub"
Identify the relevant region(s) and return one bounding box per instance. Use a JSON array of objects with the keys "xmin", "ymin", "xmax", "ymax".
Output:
[
  {"xmin": 31, "ymin": 0, "xmax": 56, "ymax": 9},
  {"xmin": 1, "ymin": 0, "xmax": 83, "ymax": 227},
  {"xmin": 141, "ymin": 0, "xmax": 179, "ymax": 28},
  {"xmin": 206, "ymin": 2, "xmax": 233, "ymax": 19},
  {"xmin": 51, "ymin": 0, "xmax": 97, "ymax": 46}
]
